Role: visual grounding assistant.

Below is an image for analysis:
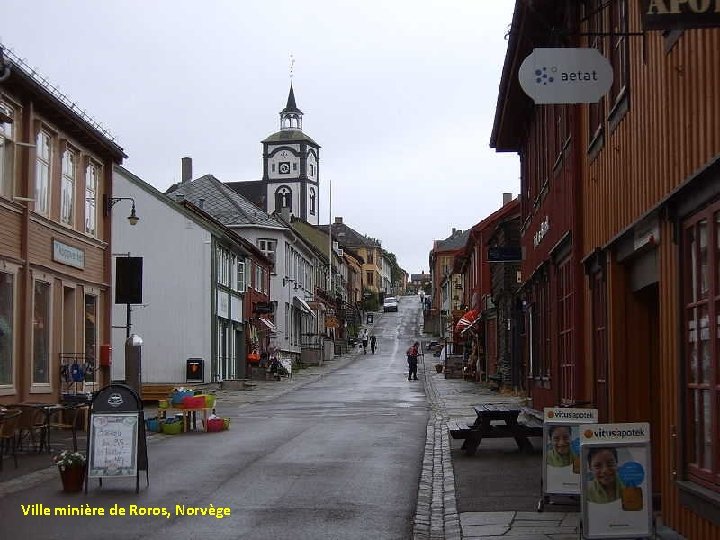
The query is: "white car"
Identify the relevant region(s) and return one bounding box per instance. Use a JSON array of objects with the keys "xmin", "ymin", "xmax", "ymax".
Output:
[{"xmin": 383, "ymin": 296, "xmax": 398, "ymax": 312}]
